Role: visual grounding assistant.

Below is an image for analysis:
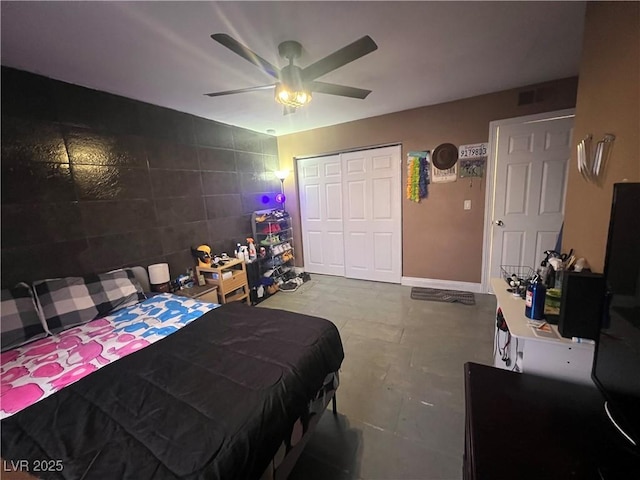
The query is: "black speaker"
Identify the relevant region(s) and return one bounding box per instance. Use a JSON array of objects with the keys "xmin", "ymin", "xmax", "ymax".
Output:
[{"xmin": 558, "ymin": 272, "xmax": 606, "ymax": 340}]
